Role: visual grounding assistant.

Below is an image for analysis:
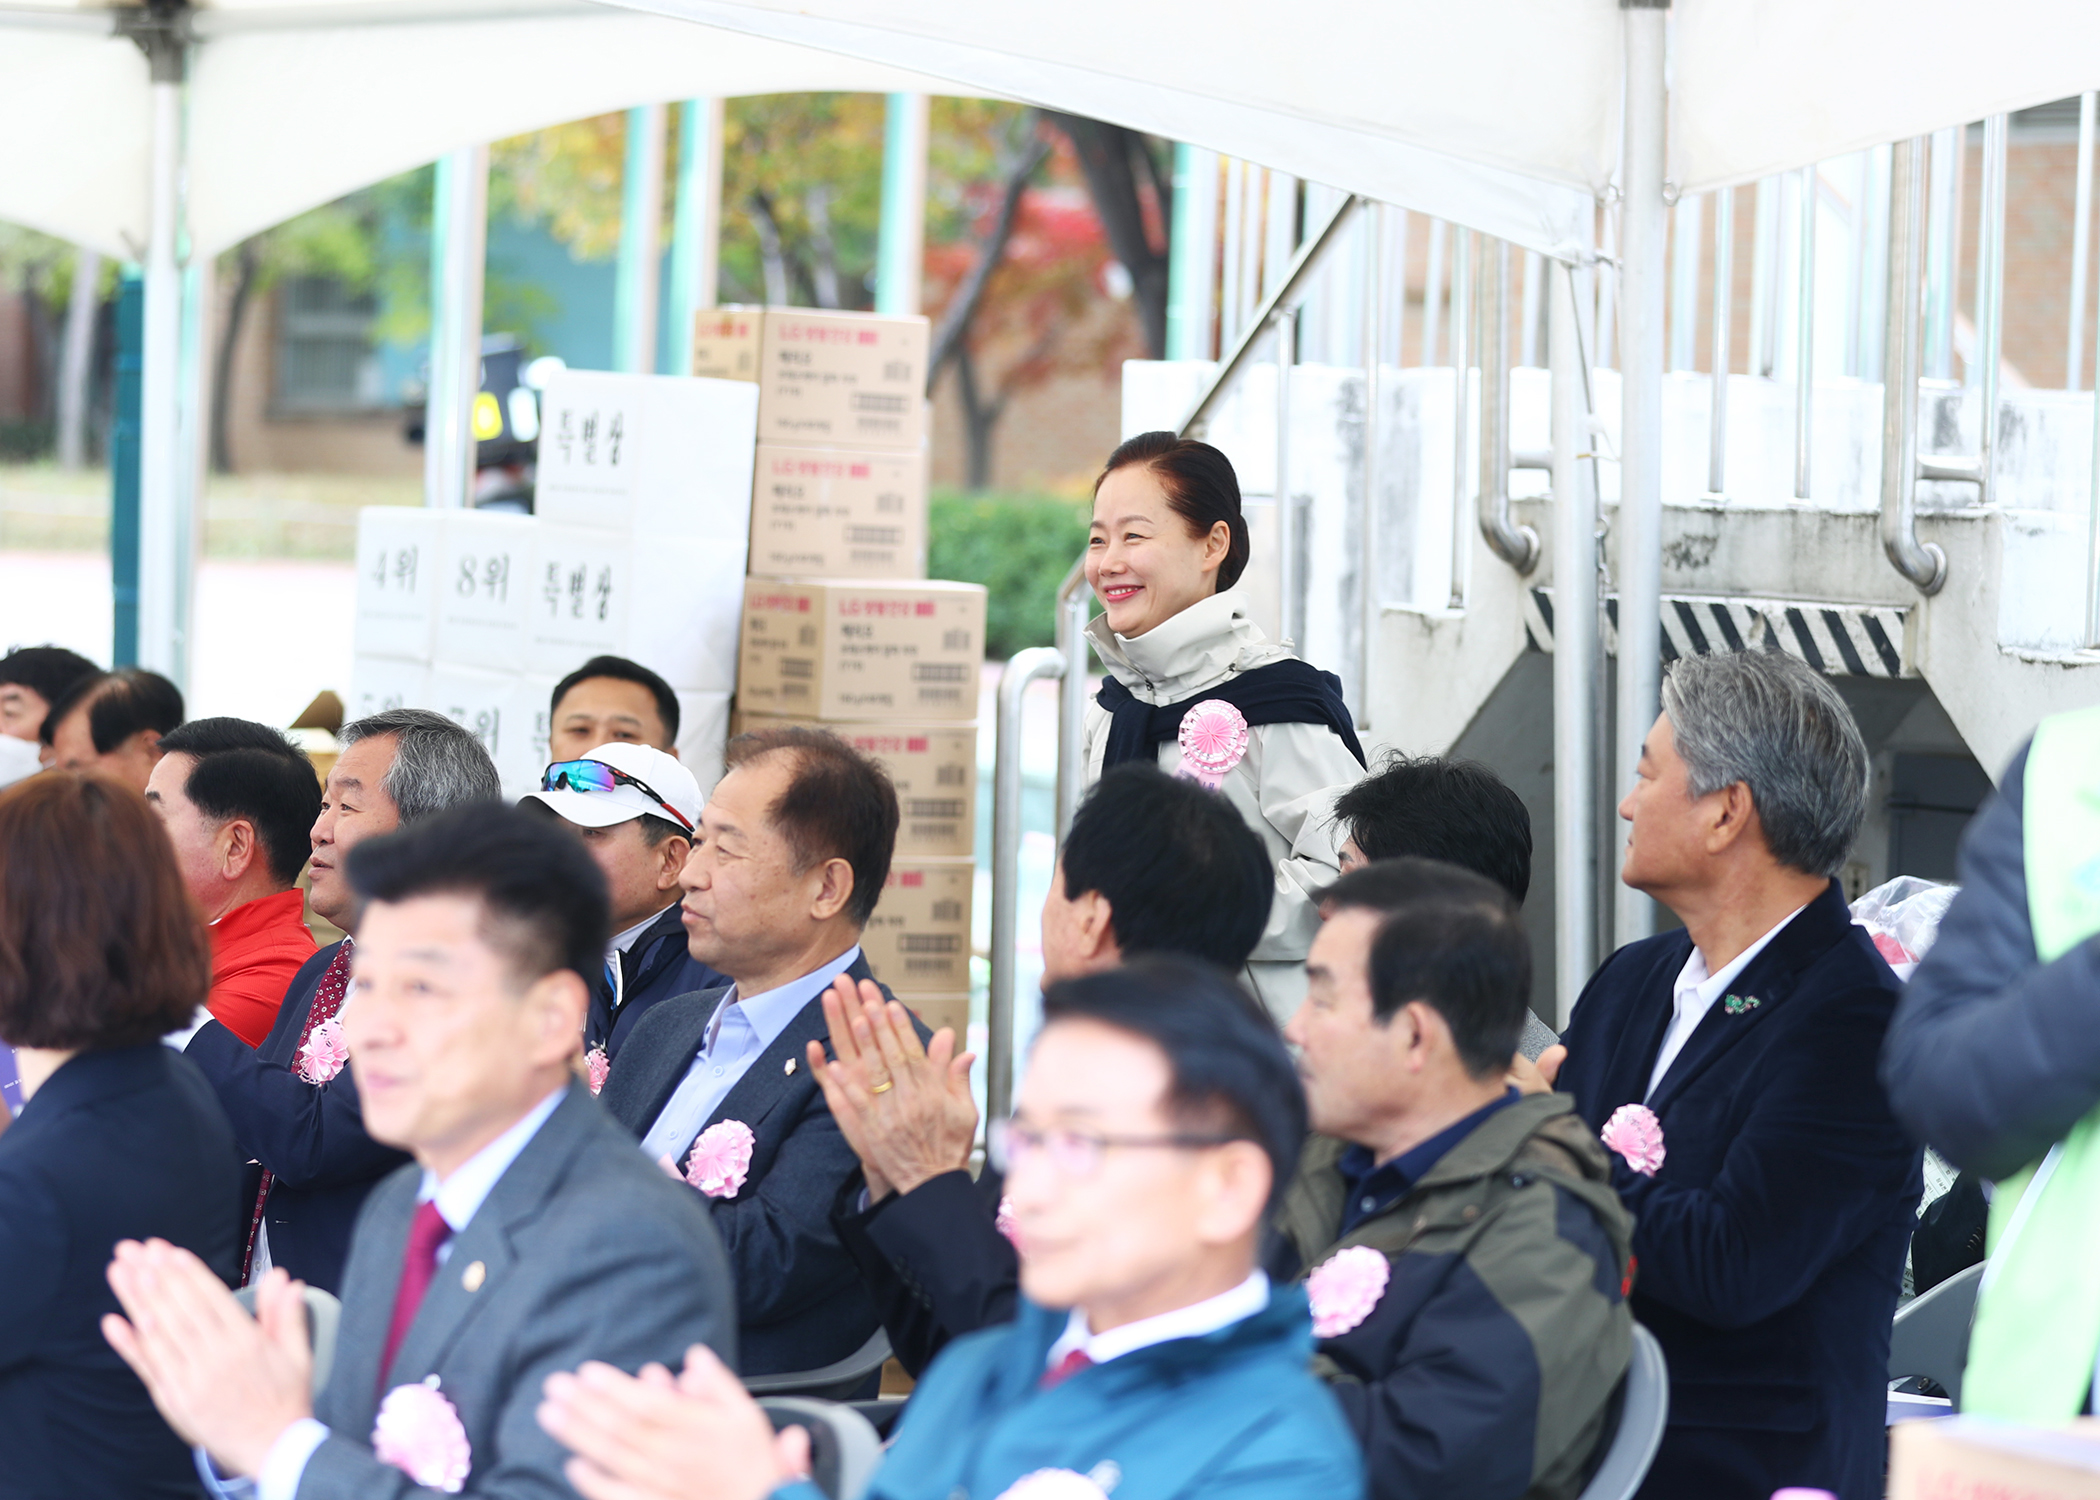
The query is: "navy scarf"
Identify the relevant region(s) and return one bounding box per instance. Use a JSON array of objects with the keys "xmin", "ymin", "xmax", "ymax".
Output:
[{"xmin": 1096, "ymin": 659, "xmax": 1367, "ymax": 772}]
